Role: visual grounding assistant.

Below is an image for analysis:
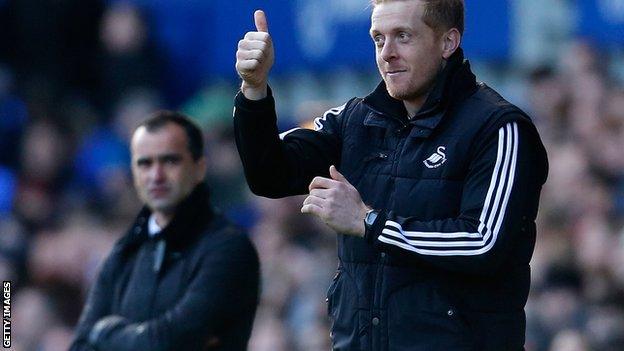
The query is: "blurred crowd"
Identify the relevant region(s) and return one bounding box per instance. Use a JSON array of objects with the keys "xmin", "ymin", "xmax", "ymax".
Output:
[{"xmin": 0, "ymin": 1, "xmax": 623, "ymax": 351}]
